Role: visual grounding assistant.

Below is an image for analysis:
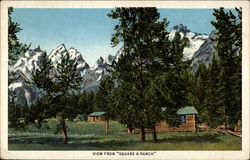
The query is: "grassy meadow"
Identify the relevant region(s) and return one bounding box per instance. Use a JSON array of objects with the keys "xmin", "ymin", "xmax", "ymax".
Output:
[{"xmin": 8, "ymin": 120, "xmax": 241, "ymax": 150}]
